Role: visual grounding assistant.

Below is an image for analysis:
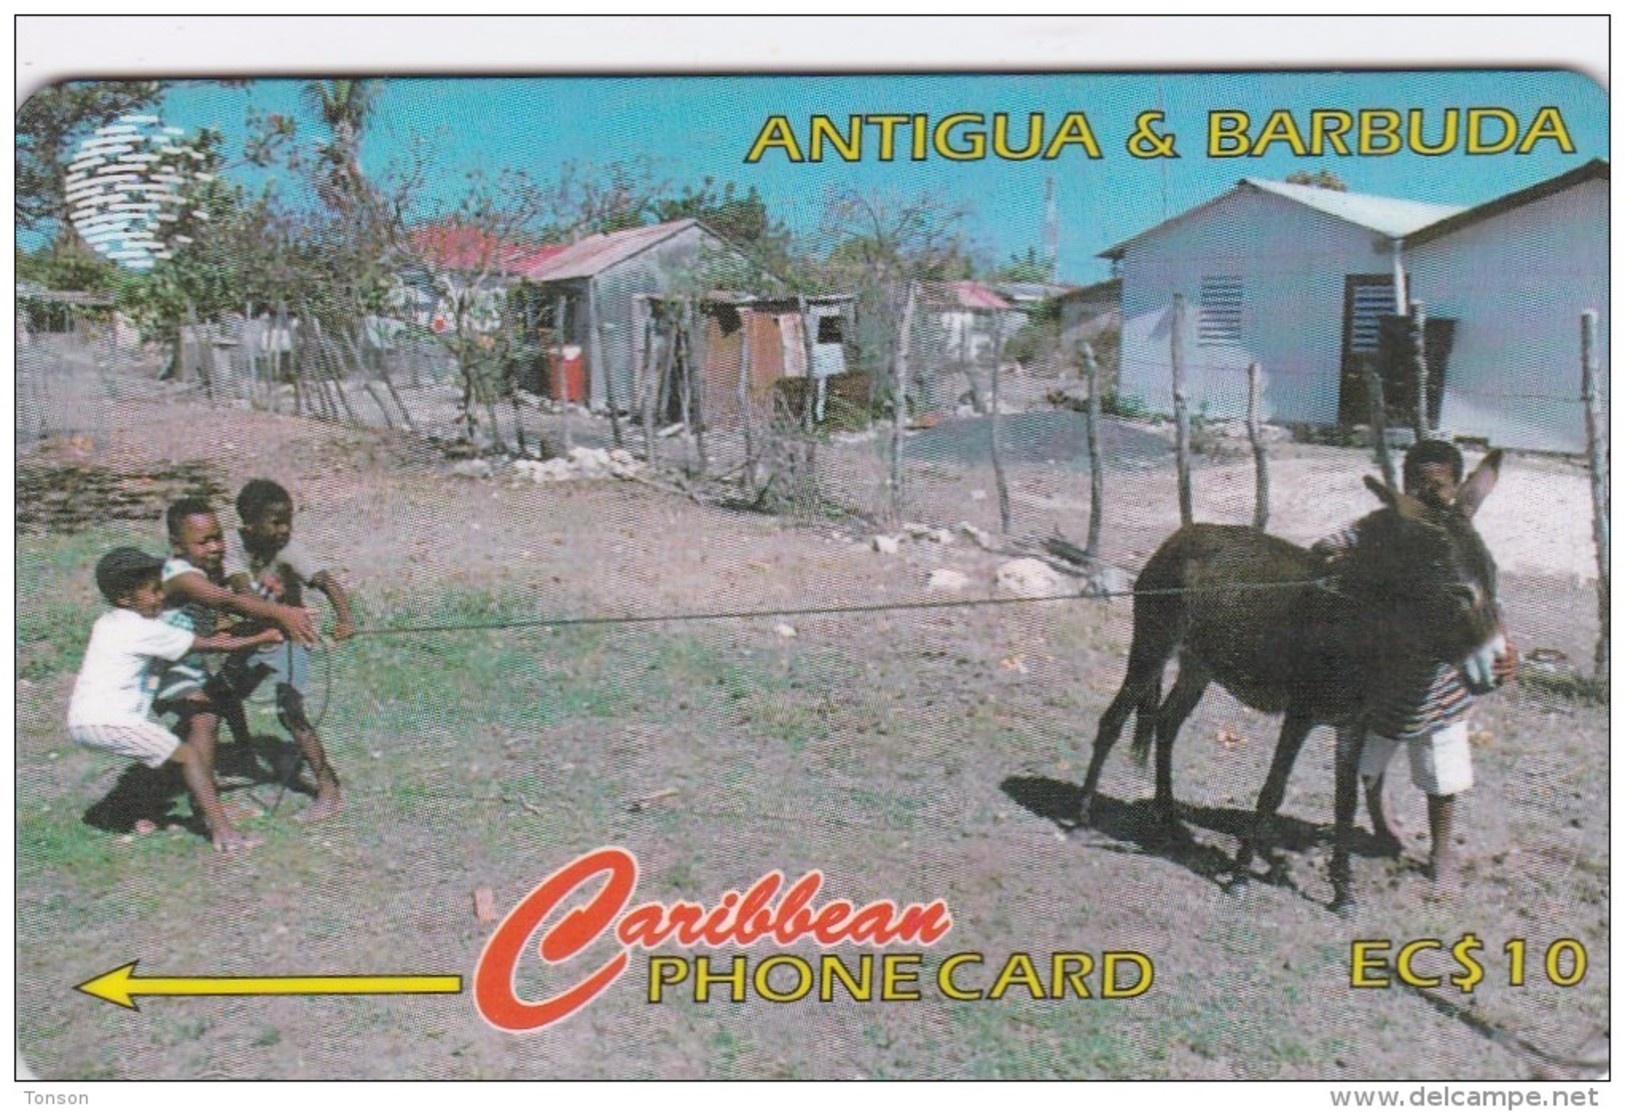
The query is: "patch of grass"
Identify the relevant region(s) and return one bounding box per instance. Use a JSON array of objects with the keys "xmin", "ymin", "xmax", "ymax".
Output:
[
  {"xmin": 1518, "ymin": 668, "xmax": 1609, "ymax": 706},
  {"xmin": 16, "ymin": 812, "xmax": 127, "ymax": 891},
  {"xmin": 18, "ymin": 526, "xmax": 131, "ymax": 681}
]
